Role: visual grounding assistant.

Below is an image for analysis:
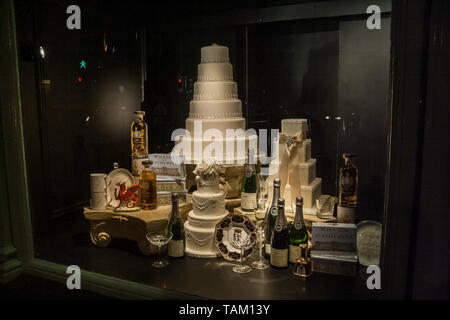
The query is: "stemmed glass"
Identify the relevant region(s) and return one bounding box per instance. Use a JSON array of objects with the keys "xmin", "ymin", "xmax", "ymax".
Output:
[
  {"xmin": 251, "ymin": 223, "xmax": 270, "ymax": 269},
  {"xmin": 232, "ymin": 229, "xmax": 253, "ymax": 274},
  {"xmin": 146, "ymin": 231, "xmax": 173, "ymax": 268}
]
